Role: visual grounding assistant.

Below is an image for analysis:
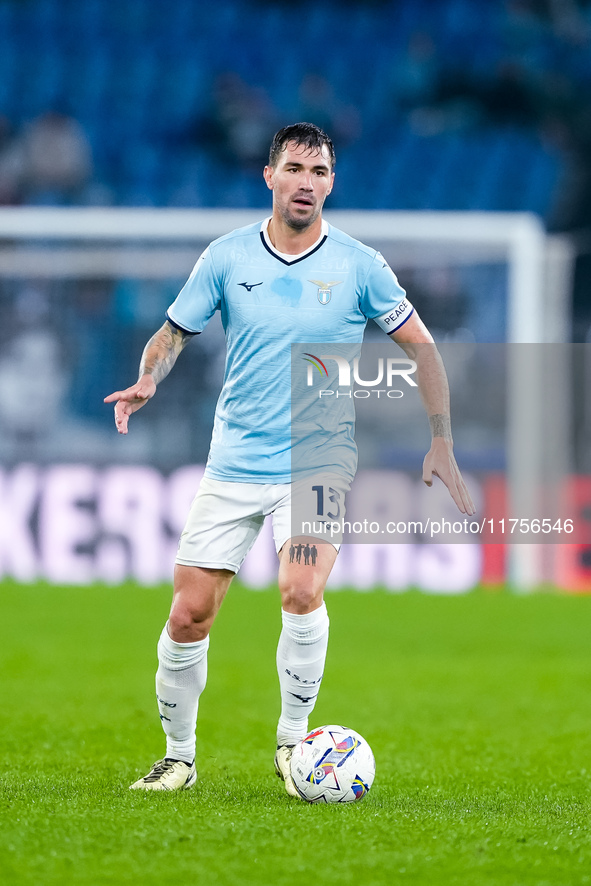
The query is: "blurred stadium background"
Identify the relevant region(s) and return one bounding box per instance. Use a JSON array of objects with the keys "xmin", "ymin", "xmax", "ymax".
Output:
[{"xmin": 0, "ymin": 0, "xmax": 590, "ymax": 592}]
